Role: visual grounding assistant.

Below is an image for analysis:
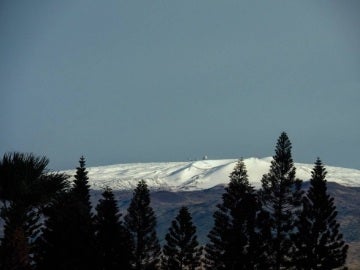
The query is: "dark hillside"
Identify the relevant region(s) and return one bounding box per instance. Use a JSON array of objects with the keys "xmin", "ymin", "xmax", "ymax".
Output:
[{"xmin": 90, "ymin": 182, "xmax": 360, "ymax": 267}]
